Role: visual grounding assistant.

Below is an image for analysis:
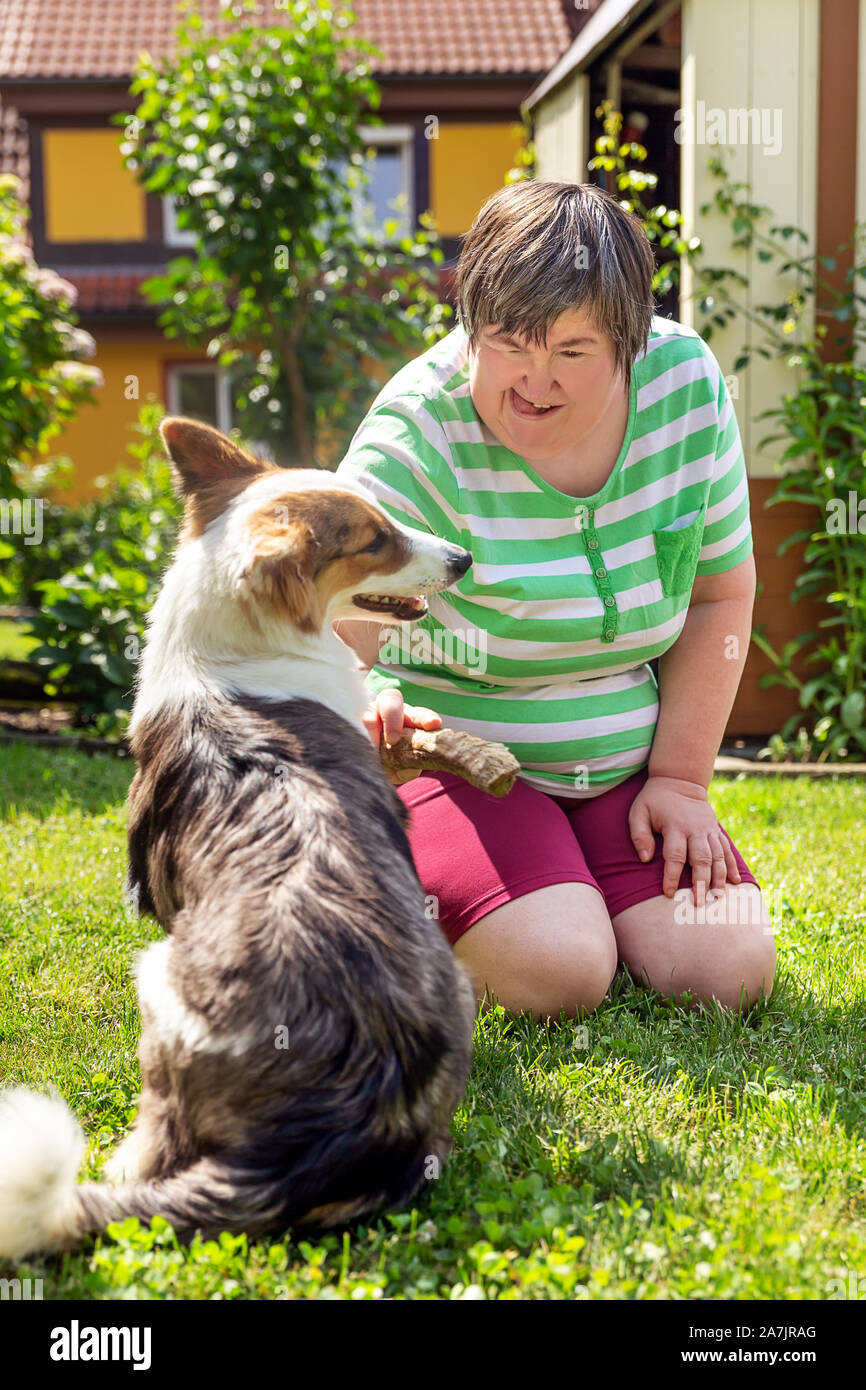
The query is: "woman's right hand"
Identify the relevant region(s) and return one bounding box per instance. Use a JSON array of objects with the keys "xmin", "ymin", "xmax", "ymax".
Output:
[{"xmin": 362, "ymin": 689, "xmax": 442, "ymax": 785}]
